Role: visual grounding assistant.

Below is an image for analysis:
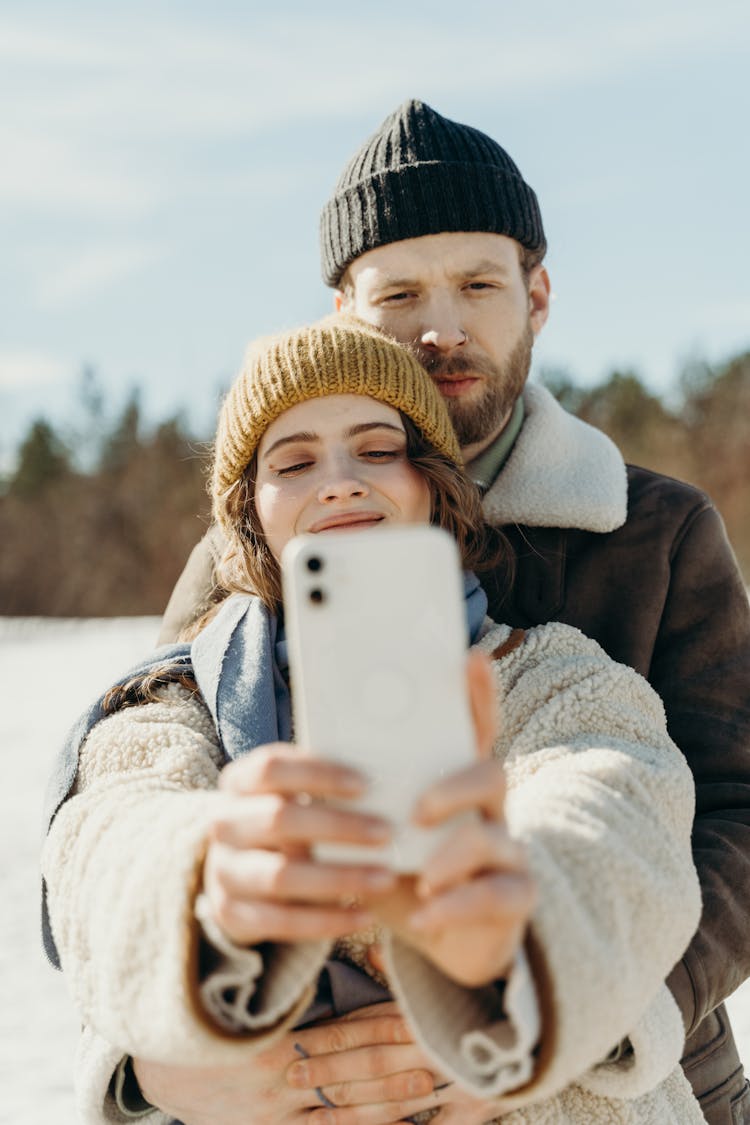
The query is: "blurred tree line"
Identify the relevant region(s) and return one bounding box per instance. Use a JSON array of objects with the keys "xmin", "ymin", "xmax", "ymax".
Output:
[
  {"xmin": 0, "ymin": 351, "xmax": 748, "ymax": 616},
  {"xmin": 0, "ymin": 371, "xmax": 211, "ymax": 615}
]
